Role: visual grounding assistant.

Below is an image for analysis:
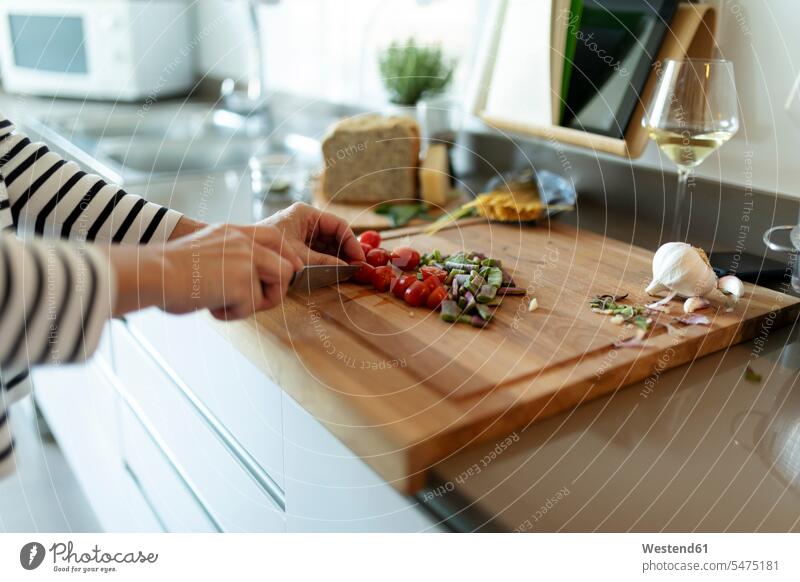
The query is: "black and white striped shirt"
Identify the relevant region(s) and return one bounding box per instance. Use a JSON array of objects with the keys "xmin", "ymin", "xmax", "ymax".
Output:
[{"xmin": 0, "ymin": 113, "xmax": 182, "ymax": 478}]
